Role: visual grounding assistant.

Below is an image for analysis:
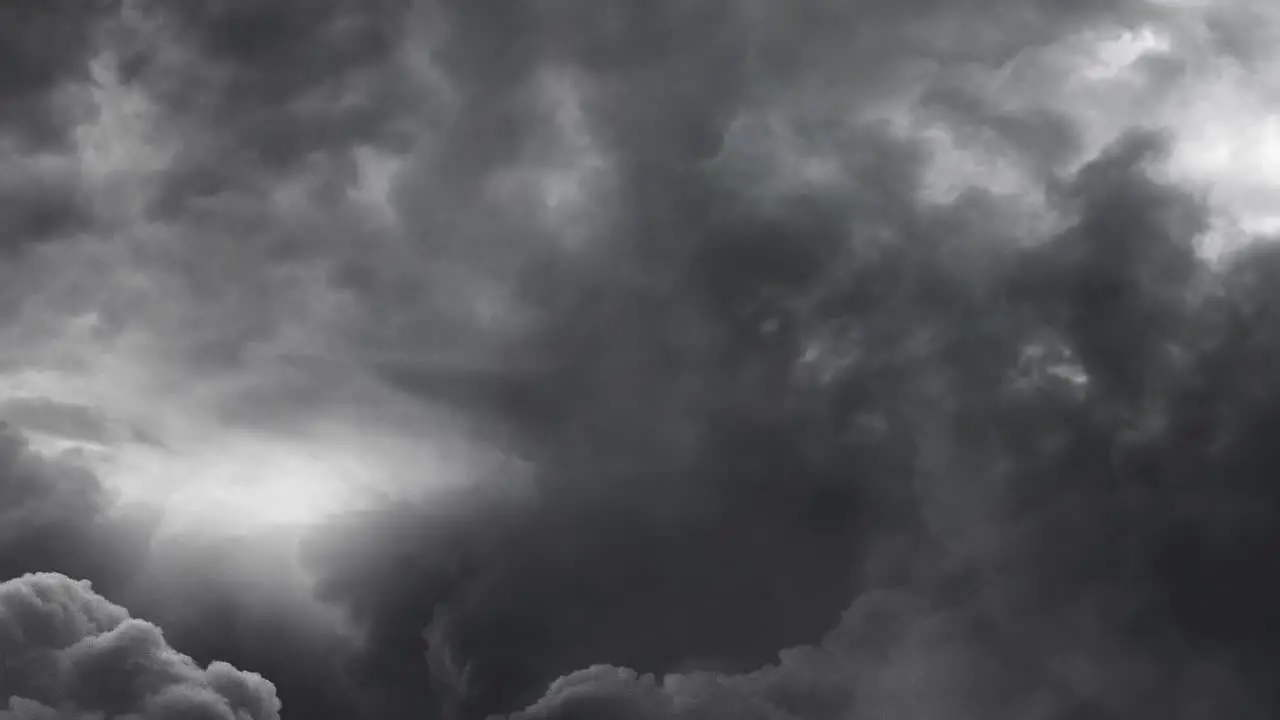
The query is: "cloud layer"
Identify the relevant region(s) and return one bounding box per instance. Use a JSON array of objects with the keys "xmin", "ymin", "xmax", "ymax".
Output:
[{"xmin": 7, "ymin": 1, "xmax": 1280, "ymax": 720}]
